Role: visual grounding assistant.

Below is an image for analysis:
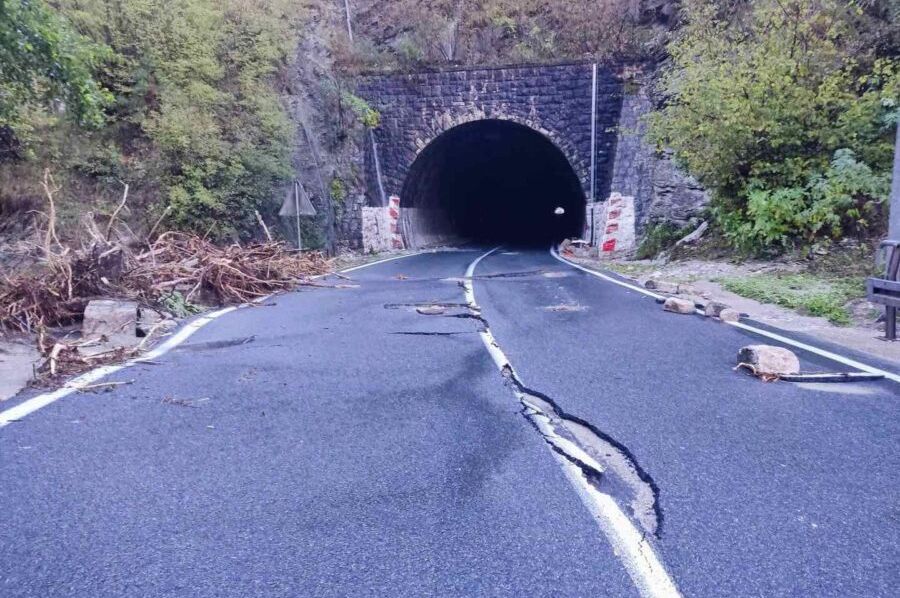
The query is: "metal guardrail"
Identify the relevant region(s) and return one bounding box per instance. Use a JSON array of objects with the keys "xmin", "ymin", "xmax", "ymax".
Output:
[{"xmin": 867, "ymin": 240, "xmax": 900, "ymax": 340}]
